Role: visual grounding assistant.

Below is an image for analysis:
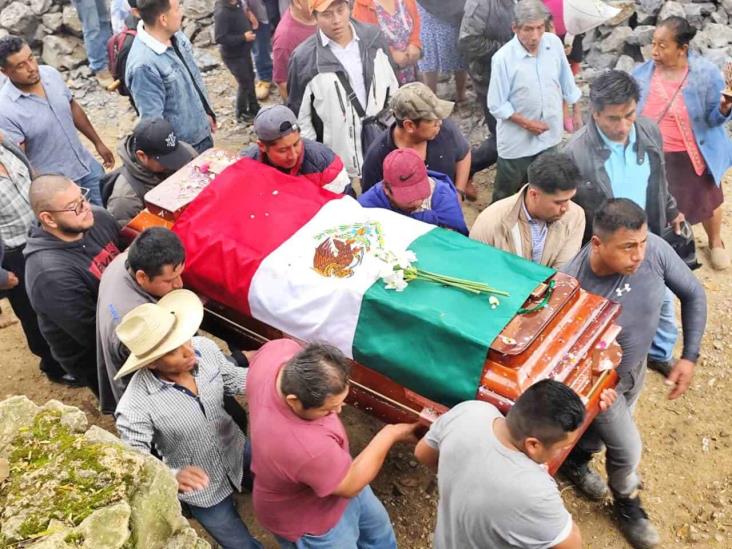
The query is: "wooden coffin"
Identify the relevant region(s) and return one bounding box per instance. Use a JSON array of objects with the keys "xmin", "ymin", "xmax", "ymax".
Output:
[{"xmin": 124, "ymin": 149, "xmax": 621, "ymax": 473}]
